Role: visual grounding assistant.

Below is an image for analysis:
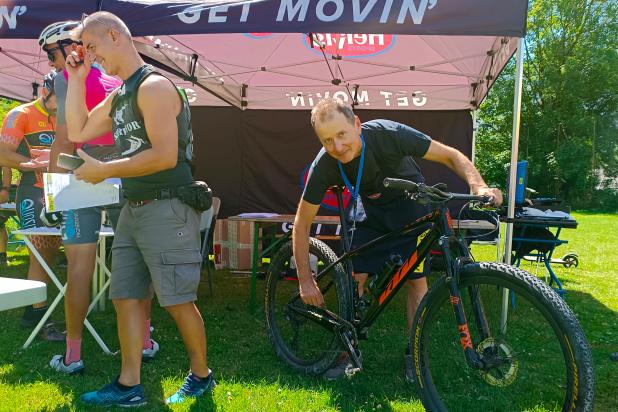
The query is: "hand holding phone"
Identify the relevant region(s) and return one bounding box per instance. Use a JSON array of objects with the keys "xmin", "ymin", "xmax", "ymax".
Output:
[{"xmin": 57, "ymin": 153, "xmax": 85, "ymax": 170}]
